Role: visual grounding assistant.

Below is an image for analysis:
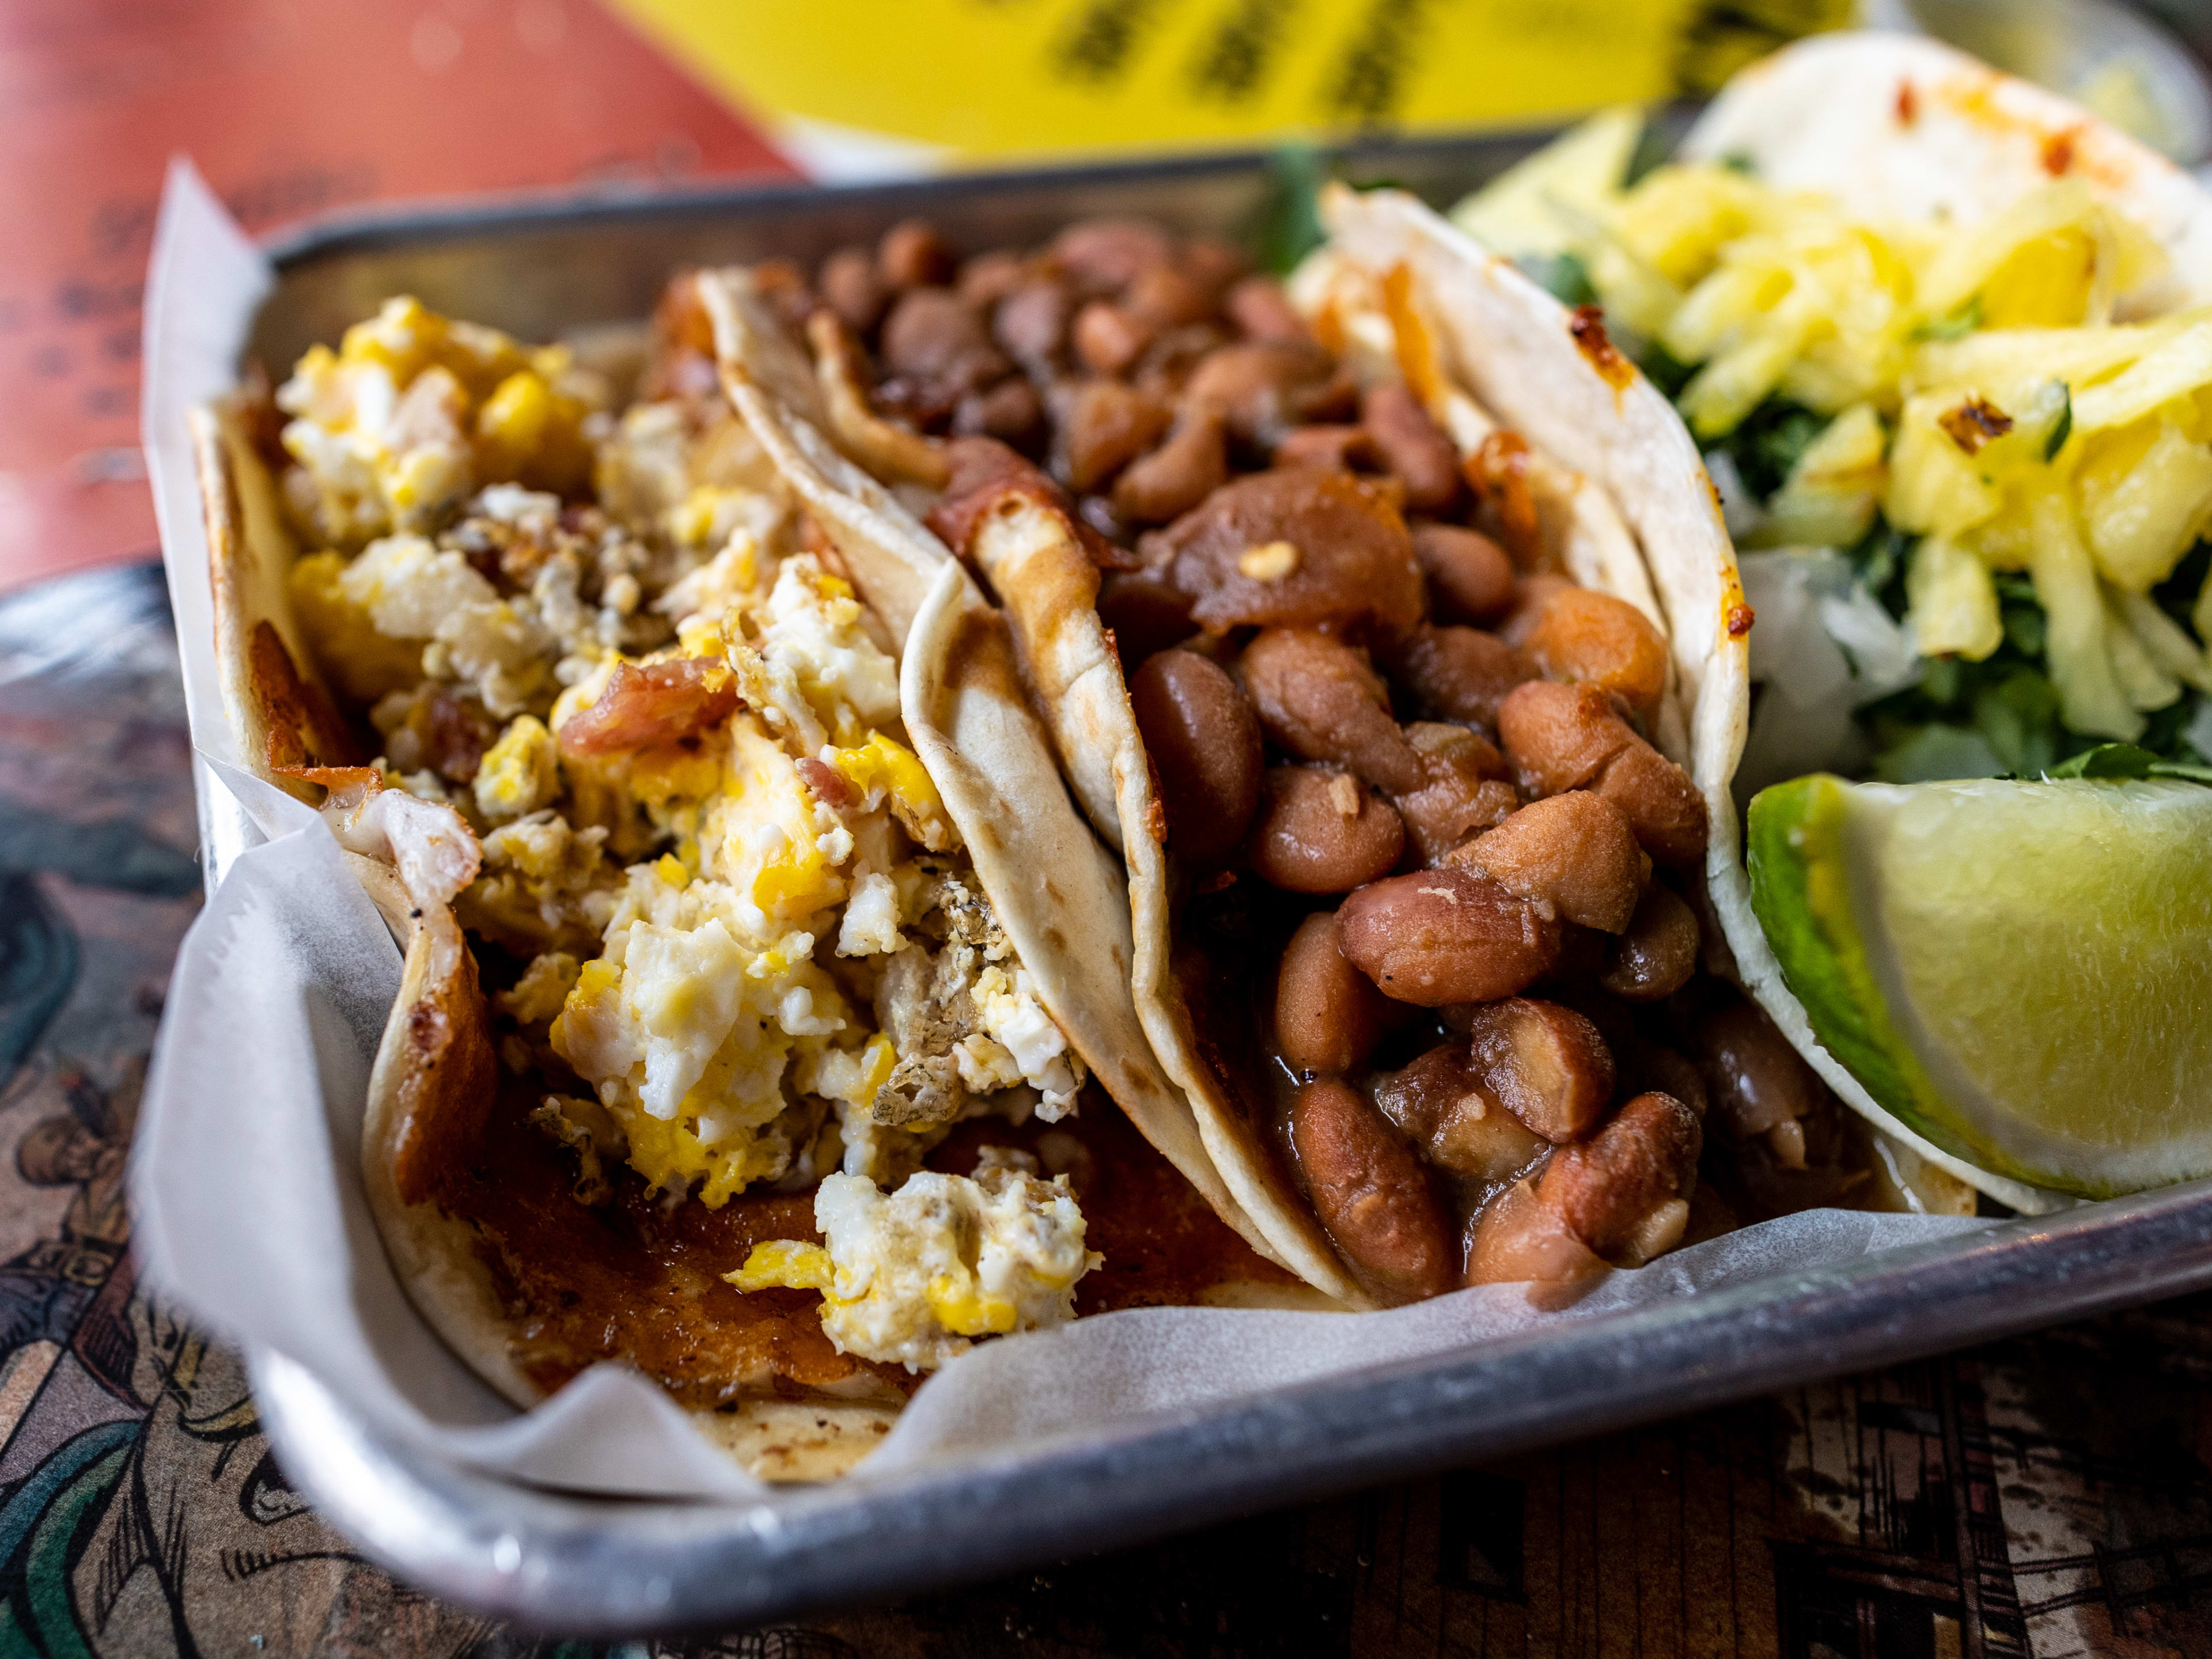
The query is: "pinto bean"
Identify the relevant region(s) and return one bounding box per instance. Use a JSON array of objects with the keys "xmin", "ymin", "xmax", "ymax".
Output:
[
  {"xmin": 1458, "ymin": 998, "xmax": 1615, "ymax": 1143},
  {"xmin": 1334, "ymin": 866, "xmax": 1563, "ymax": 1006},
  {"xmin": 1275, "ymin": 911, "xmax": 1397, "ymax": 1075},
  {"xmin": 951, "ymin": 376, "xmax": 1046, "ymax": 450},
  {"xmin": 1056, "ymin": 379, "xmax": 1172, "ymax": 494},
  {"xmin": 1226, "ymin": 274, "xmax": 1309, "ymax": 343},
  {"xmin": 1636, "ymin": 1046, "xmax": 1710, "ymax": 1121},
  {"xmin": 1126, "ymin": 263, "xmax": 1214, "ymax": 327},
  {"xmin": 1074, "ymin": 301, "xmax": 1158, "ymax": 377},
  {"xmin": 1600, "ymin": 883, "xmax": 1700, "ymax": 1001},
  {"xmin": 1247, "ymin": 767, "xmax": 1406, "ymax": 893},
  {"xmin": 1537, "ymin": 1090, "xmax": 1701, "ymax": 1261},
  {"xmin": 1240, "ymin": 627, "xmax": 1423, "ymax": 794},
  {"xmin": 1183, "ymin": 342, "xmax": 1352, "ymax": 444},
  {"xmin": 1389, "ymin": 722, "xmax": 1517, "ymax": 864},
  {"xmin": 1180, "ymin": 236, "xmax": 1248, "ymax": 298},
  {"xmin": 1291, "ymin": 1080, "xmax": 1455, "ymax": 1302},
  {"xmin": 1594, "ymin": 743, "xmax": 1709, "ymax": 866},
  {"xmin": 1098, "ymin": 569, "xmax": 1196, "ymax": 666},
  {"xmin": 1381, "ymin": 626, "xmax": 1536, "ymax": 730},
  {"xmin": 1464, "ymin": 1178, "xmax": 1609, "ymax": 1289},
  {"xmin": 957, "ymin": 249, "xmax": 1027, "ymax": 309},
  {"xmin": 1154, "ymin": 469, "xmax": 1423, "ymax": 634},
  {"xmin": 1361, "ymin": 384, "xmax": 1461, "ymax": 513},
  {"xmin": 1413, "ymin": 524, "xmax": 1516, "ymax": 624},
  {"xmin": 878, "ymin": 219, "xmax": 957, "ymax": 290},
  {"xmin": 1497, "ymin": 679, "xmax": 1635, "ymax": 796},
  {"xmin": 1133, "ymin": 325, "xmax": 1229, "ymax": 403},
  {"xmin": 1453, "ymin": 793, "xmax": 1645, "ymax": 933},
  {"xmin": 880, "ymin": 288, "xmax": 1007, "ymax": 396},
  {"xmin": 1274, "ymin": 425, "xmax": 1376, "ymax": 473},
  {"xmin": 1498, "ymin": 681, "xmax": 1709, "ymax": 865},
  {"xmin": 821, "ymin": 247, "xmax": 889, "ymax": 335},
  {"xmin": 1112, "ymin": 407, "xmax": 1228, "ymax": 526},
  {"xmin": 994, "ymin": 279, "xmax": 1072, "ymax": 368},
  {"xmin": 1128, "ymin": 649, "xmax": 1261, "ymax": 866},
  {"xmin": 1051, "ymin": 218, "xmax": 1176, "ymax": 293},
  {"xmin": 1373, "ymin": 1040, "xmax": 1548, "ymax": 1184},
  {"xmin": 1526, "ymin": 588, "xmax": 1671, "ymax": 725},
  {"xmin": 1694, "ymin": 1000, "xmax": 1819, "ymax": 1142},
  {"xmin": 1498, "ymin": 573, "xmax": 1575, "ymax": 646}
]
